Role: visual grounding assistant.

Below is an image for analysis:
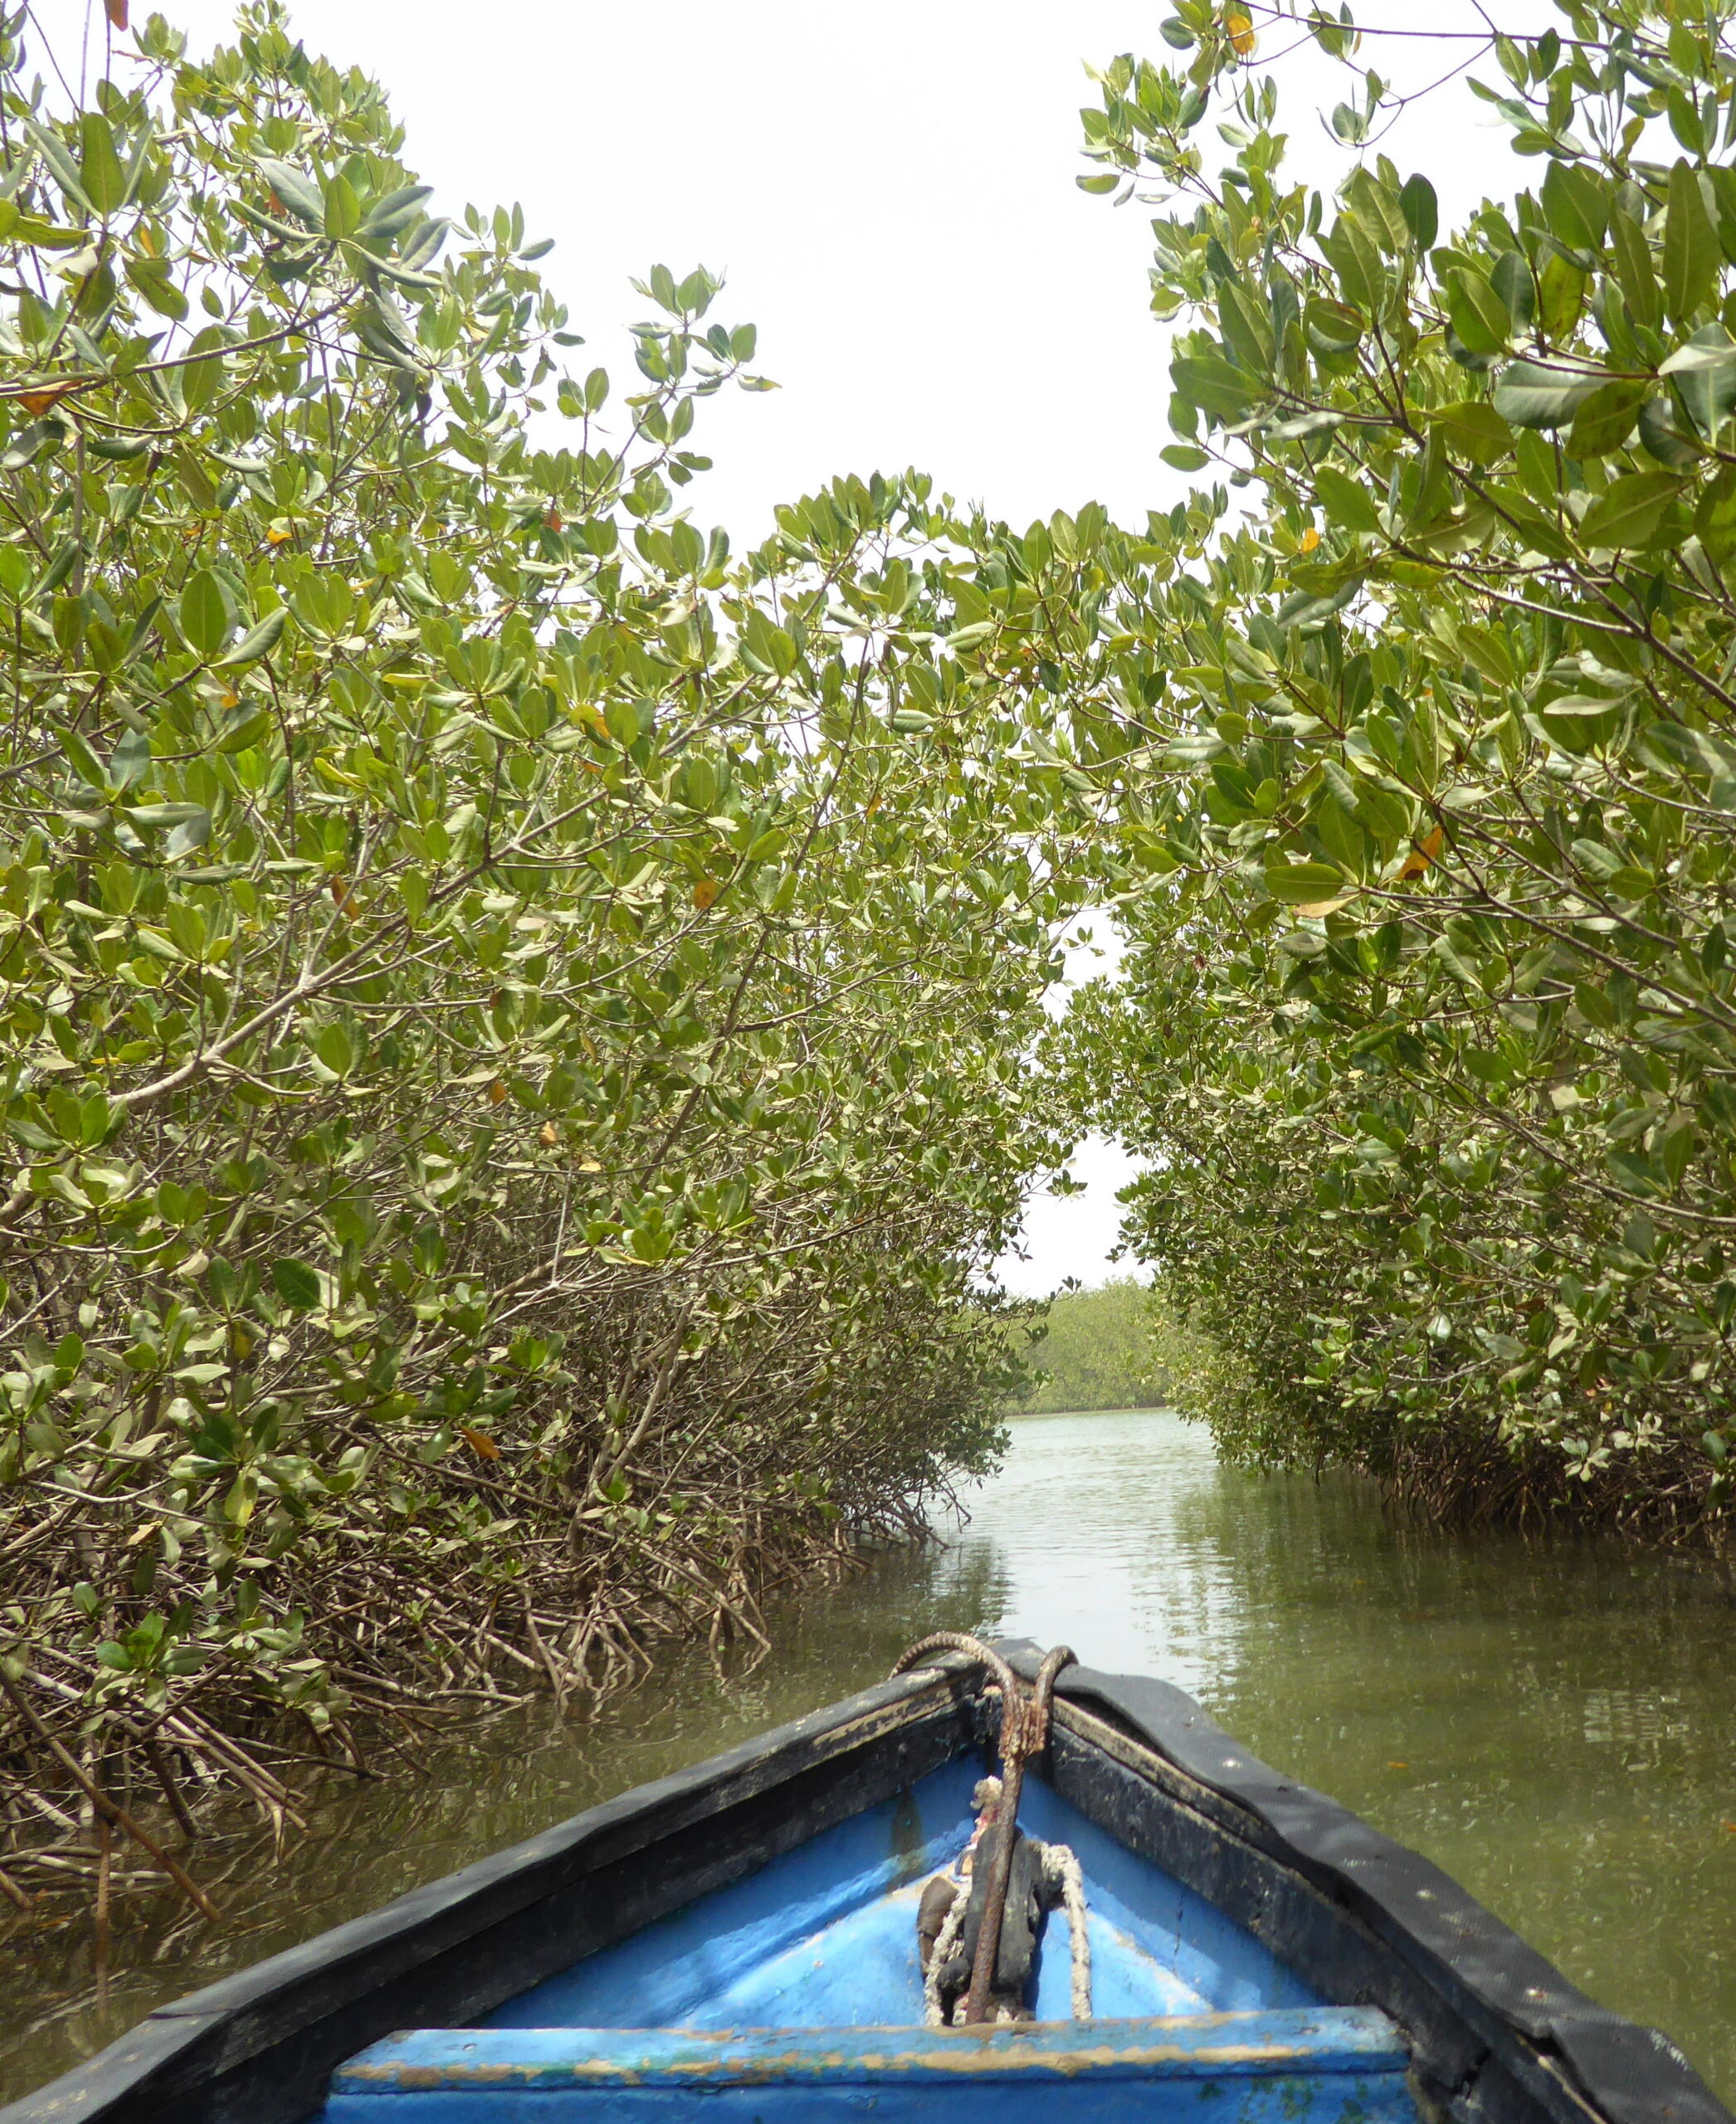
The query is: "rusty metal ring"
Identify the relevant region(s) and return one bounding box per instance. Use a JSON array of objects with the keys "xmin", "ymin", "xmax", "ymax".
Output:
[
  {"xmin": 1025, "ymin": 1643, "xmax": 1077, "ymax": 1759},
  {"xmin": 891, "ymin": 1630, "xmax": 1022, "ymax": 1709}
]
